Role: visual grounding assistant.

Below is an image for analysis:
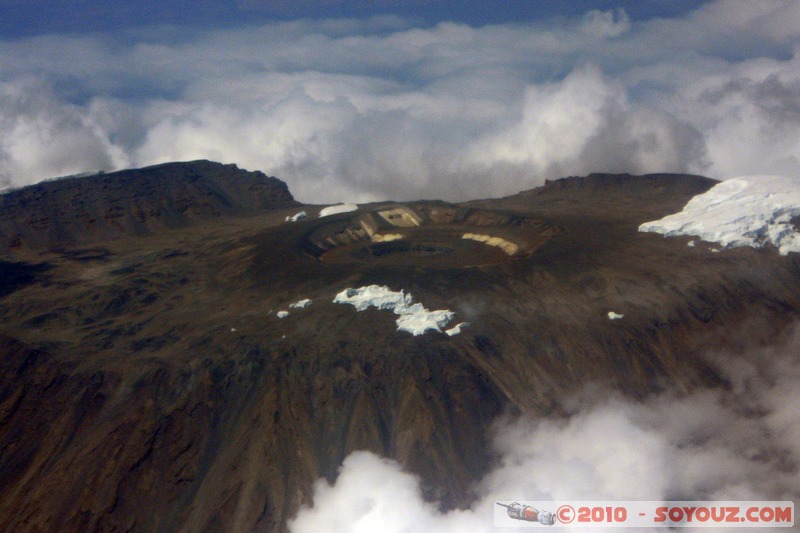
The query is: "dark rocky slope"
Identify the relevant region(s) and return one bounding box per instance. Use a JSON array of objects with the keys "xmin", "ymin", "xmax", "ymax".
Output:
[
  {"xmin": 1, "ymin": 164, "xmax": 799, "ymax": 531},
  {"xmin": 0, "ymin": 160, "xmax": 297, "ymax": 252}
]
